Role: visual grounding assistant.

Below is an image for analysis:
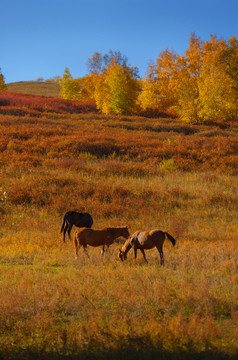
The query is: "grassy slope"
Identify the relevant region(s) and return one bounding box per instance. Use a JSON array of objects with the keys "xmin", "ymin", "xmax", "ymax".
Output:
[
  {"xmin": 7, "ymin": 81, "xmax": 61, "ymax": 97},
  {"xmin": 0, "ymin": 110, "xmax": 237, "ymax": 359}
]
